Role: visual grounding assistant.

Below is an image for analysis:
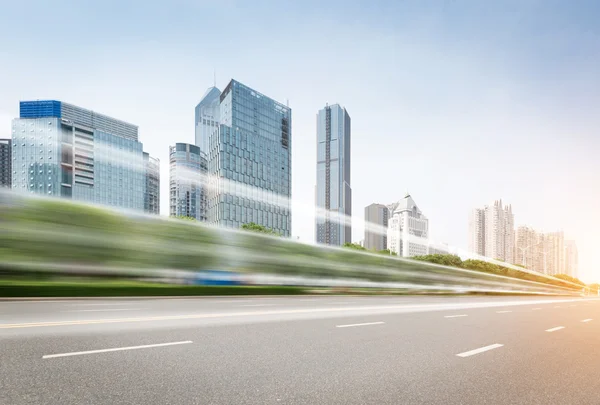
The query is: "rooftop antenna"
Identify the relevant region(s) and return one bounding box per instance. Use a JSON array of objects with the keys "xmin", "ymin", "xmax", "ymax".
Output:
[{"xmin": 286, "ymin": 98, "xmax": 289, "ymax": 107}]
